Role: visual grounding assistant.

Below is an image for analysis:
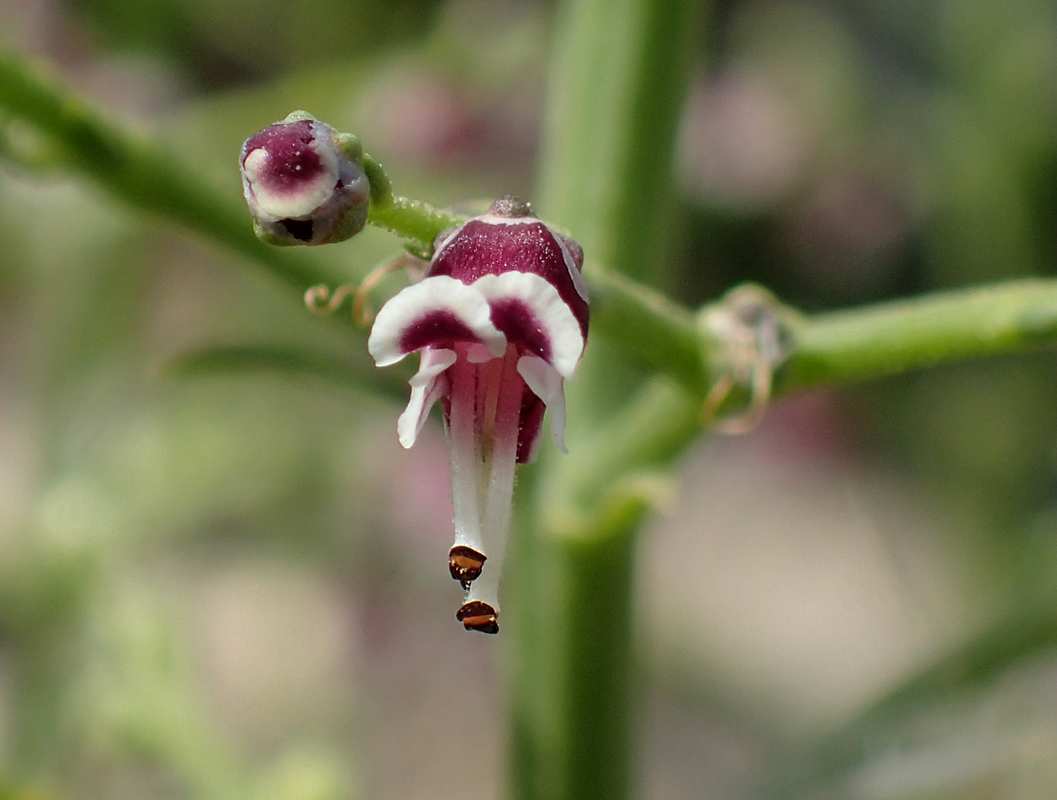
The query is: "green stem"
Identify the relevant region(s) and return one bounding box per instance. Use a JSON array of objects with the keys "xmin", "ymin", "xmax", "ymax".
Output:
[
  {"xmin": 776, "ymin": 278, "xmax": 1057, "ymax": 394},
  {"xmin": 554, "ymin": 380, "xmax": 701, "ymax": 518},
  {"xmin": 0, "ymin": 50, "xmax": 343, "ymax": 293},
  {"xmin": 0, "ymin": 48, "xmax": 705, "ymax": 395},
  {"xmin": 8, "ymin": 49, "xmax": 1057, "ymax": 422},
  {"xmin": 536, "ymin": 0, "xmax": 699, "ymax": 282},
  {"xmin": 368, "ymin": 197, "xmax": 463, "ymax": 255},
  {"xmin": 361, "ymin": 152, "xmax": 463, "ymax": 253},
  {"xmin": 512, "ymin": 1, "xmax": 701, "ymax": 799},
  {"xmin": 568, "ymin": 280, "xmax": 1057, "ymax": 519},
  {"xmin": 591, "ymin": 270, "xmax": 708, "ymax": 393},
  {"xmin": 509, "ymin": 506, "xmax": 643, "ymax": 800}
]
